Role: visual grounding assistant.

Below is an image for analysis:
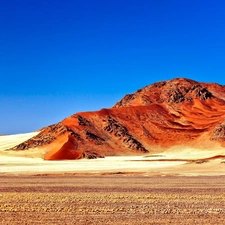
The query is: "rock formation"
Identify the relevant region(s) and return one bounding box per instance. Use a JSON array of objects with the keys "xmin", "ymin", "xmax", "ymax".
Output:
[{"xmin": 11, "ymin": 78, "xmax": 225, "ymax": 160}]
